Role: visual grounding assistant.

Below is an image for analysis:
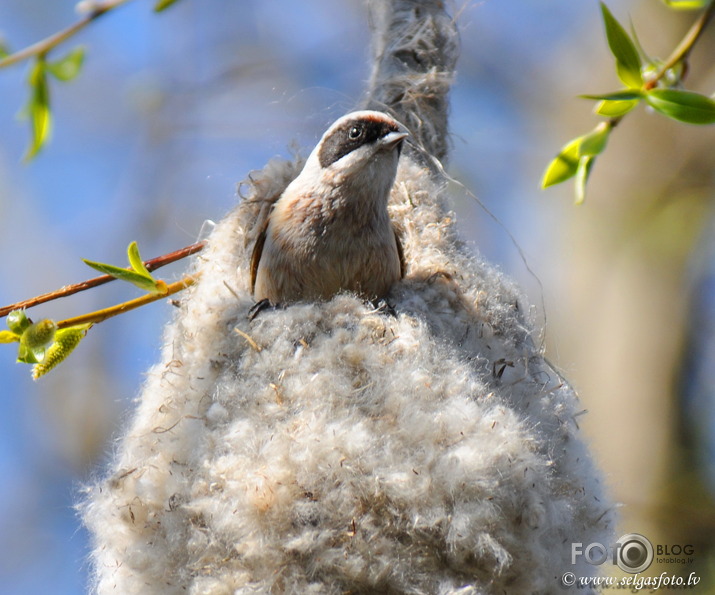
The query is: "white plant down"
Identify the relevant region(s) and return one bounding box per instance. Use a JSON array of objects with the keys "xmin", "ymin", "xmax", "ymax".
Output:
[{"xmin": 82, "ymin": 1, "xmax": 614, "ymax": 593}]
